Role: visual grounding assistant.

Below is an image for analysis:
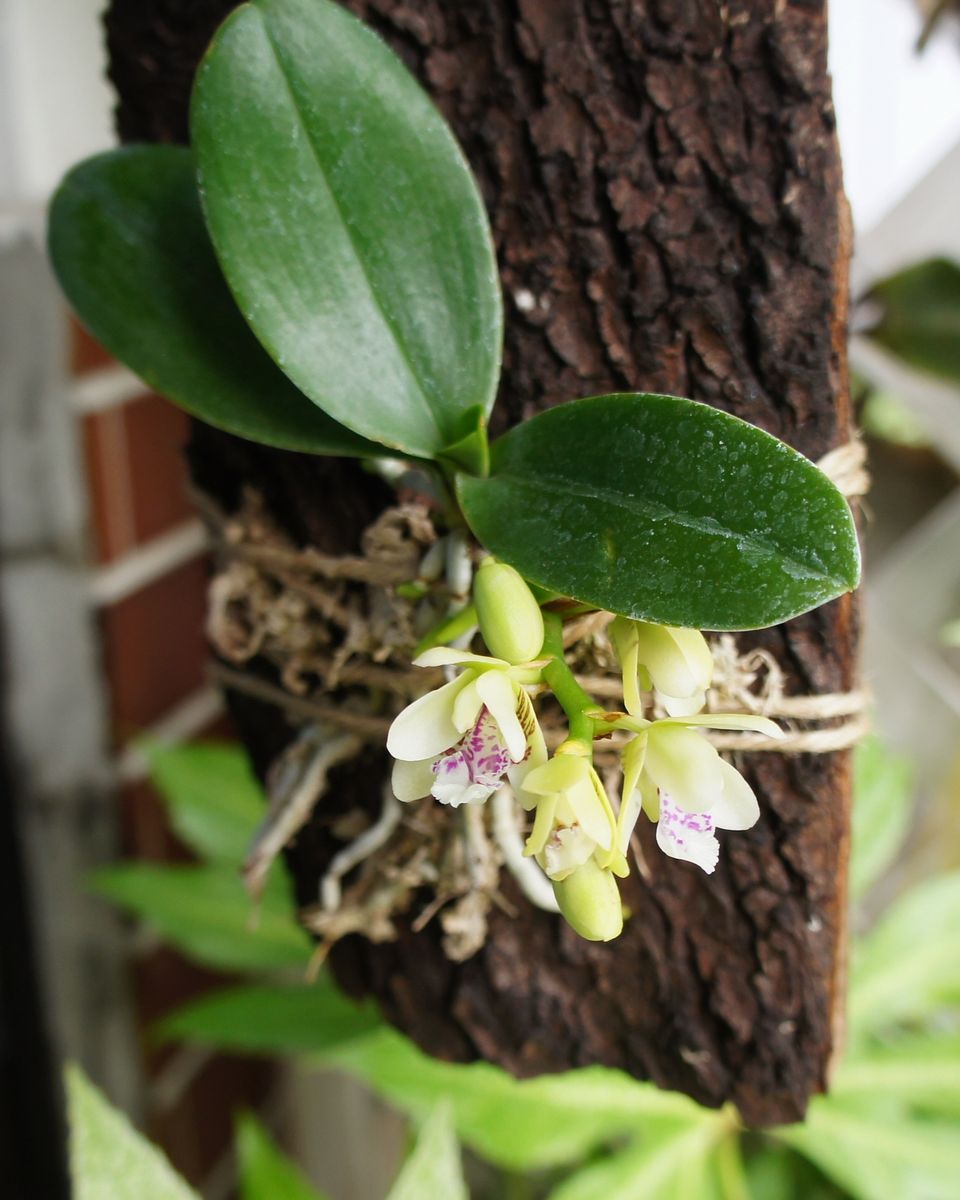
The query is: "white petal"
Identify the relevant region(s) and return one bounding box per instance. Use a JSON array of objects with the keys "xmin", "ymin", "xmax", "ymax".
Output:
[
  {"xmin": 617, "ymin": 734, "xmax": 647, "ymax": 851},
  {"xmin": 712, "ymin": 759, "xmax": 760, "ymax": 830},
  {"xmin": 413, "ymin": 647, "xmax": 507, "ymax": 669},
  {"xmin": 658, "ymin": 690, "xmax": 706, "ymax": 717},
  {"xmin": 476, "ymin": 670, "xmax": 526, "ymax": 761},
  {"xmin": 523, "ymin": 755, "xmax": 589, "ymax": 797},
  {"xmin": 644, "ymin": 725, "xmax": 724, "ymax": 812},
  {"xmin": 669, "ymin": 626, "xmax": 714, "ymax": 689},
  {"xmin": 507, "ymin": 719, "xmax": 548, "ymax": 811},
  {"xmin": 538, "ymin": 825, "xmax": 595, "ymax": 881},
  {"xmin": 391, "ymin": 757, "xmax": 437, "ymax": 803},
  {"xmin": 452, "ymin": 678, "xmax": 484, "ymax": 733},
  {"xmin": 610, "ymin": 617, "xmax": 644, "ymax": 716},
  {"xmin": 386, "ymin": 673, "xmax": 473, "ymax": 761},
  {"xmin": 524, "ymin": 792, "xmax": 558, "ymax": 856},
  {"xmin": 433, "ymin": 778, "xmax": 497, "ymax": 807},
  {"xmin": 663, "ymin": 713, "xmax": 783, "ymax": 738},
  {"xmin": 656, "ymin": 794, "xmax": 720, "ymax": 873},
  {"xmin": 566, "ymin": 773, "xmax": 614, "ymax": 851},
  {"xmin": 634, "ymin": 622, "xmax": 710, "ymax": 699}
]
